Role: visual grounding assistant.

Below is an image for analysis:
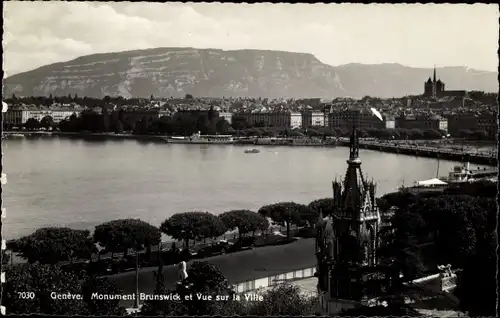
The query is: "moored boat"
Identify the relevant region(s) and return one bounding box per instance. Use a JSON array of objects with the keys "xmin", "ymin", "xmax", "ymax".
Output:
[
  {"xmin": 167, "ymin": 132, "xmax": 235, "ymax": 144},
  {"xmin": 400, "ymin": 161, "xmax": 497, "ymax": 193}
]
